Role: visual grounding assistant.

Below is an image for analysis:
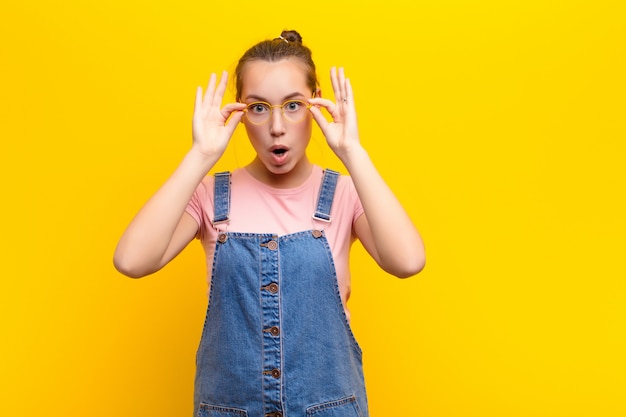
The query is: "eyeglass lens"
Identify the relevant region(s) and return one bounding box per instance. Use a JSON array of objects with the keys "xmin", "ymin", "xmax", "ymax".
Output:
[{"xmin": 245, "ymin": 100, "xmax": 308, "ymax": 125}]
